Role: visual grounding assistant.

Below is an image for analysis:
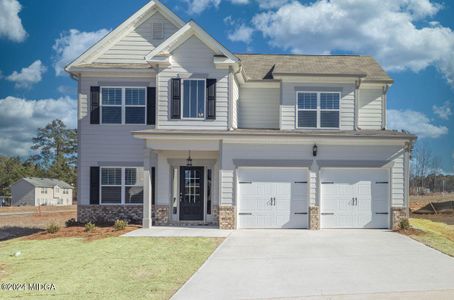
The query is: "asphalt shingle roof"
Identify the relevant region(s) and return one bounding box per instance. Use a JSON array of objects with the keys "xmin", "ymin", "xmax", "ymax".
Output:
[
  {"xmin": 22, "ymin": 177, "xmax": 73, "ymax": 189},
  {"xmin": 235, "ymin": 54, "xmax": 393, "ymax": 82}
]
